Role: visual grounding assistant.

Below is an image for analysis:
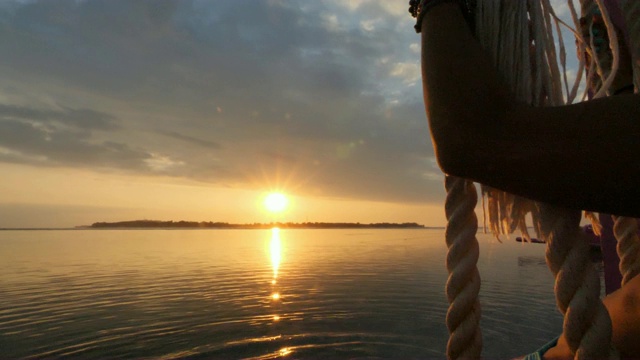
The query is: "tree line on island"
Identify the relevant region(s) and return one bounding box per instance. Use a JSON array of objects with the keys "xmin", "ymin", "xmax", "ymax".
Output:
[{"xmin": 87, "ymin": 220, "xmax": 427, "ymax": 229}]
